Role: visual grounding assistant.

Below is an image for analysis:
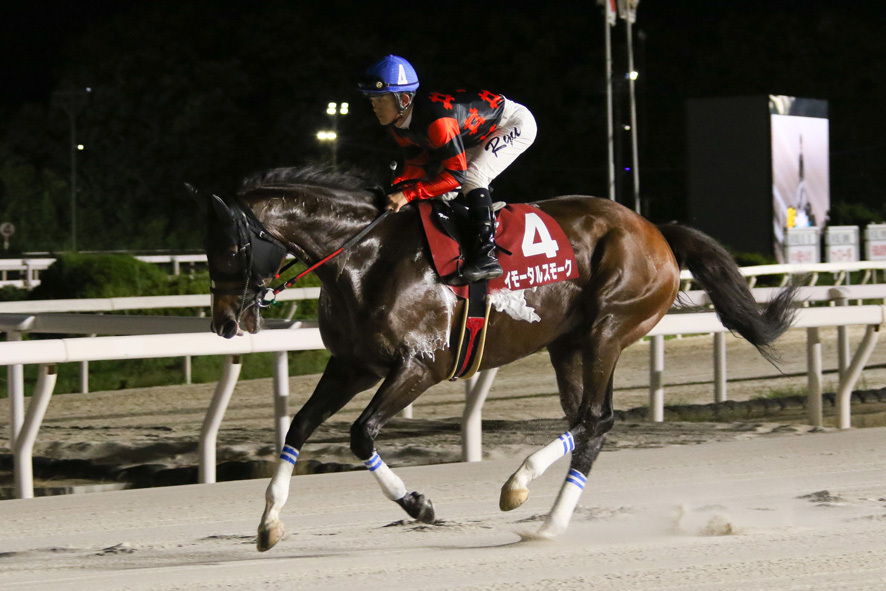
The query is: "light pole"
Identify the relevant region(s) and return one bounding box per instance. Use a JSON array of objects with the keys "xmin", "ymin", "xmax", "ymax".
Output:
[
  {"xmin": 617, "ymin": 0, "xmax": 641, "ymax": 215},
  {"xmin": 318, "ymin": 102, "xmax": 348, "ymax": 167},
  {"xmin": 52, "ymin": 87, "xmax": 92, "ymax": 251}
]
